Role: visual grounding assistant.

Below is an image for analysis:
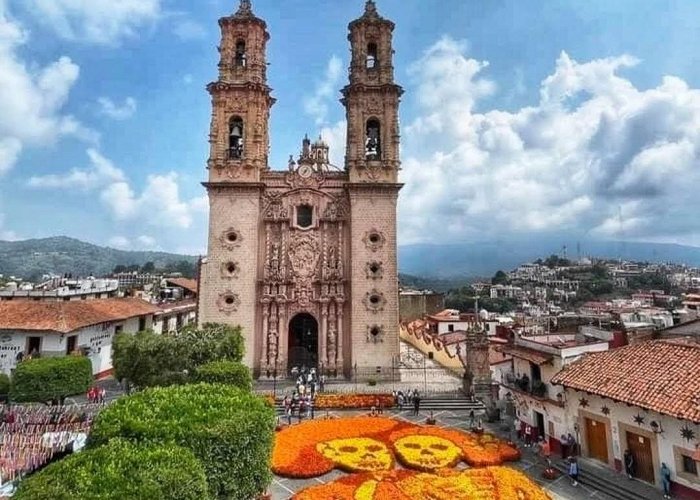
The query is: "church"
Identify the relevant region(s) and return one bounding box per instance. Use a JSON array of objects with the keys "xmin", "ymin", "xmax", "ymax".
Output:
[{"xmin": 198, "ymin": 0, "xmax": 403, "ymax": 379}]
